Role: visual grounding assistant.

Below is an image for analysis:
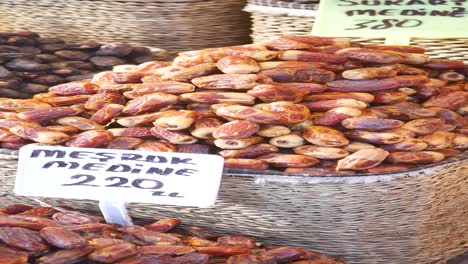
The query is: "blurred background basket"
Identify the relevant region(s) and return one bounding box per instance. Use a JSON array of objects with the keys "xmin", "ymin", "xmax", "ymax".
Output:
[
  {"xmin": 0, "ymin": 0, "xmax": 251, "ymax": 53},
  {"xmin": 244, "ymin": 0, "xmax": 319, "ymax": 42},
  {"xmin": 0, "ymin": 148, "xmax": 466, "ymax": 264},
  {"xmin": 244, "ymin": 0, "xmax": 468, "ymax": 61}
]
